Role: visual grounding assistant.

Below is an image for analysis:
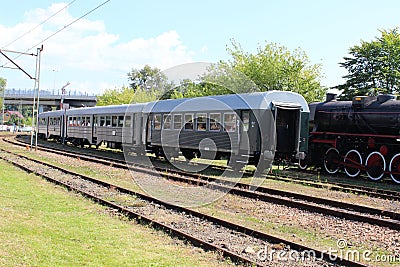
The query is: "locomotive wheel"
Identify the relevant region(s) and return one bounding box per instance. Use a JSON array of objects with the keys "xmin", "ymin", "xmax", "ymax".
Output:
[
  {"xmin": 389, "ymin": 153, "xmax": 400, "ymax": 184},
  {"xmin": 343, "ymin": 149, "xmax": 362, "ymax": 177},
  {"xmin": 298, "ymin": 157, "xmax": 308, "ymax": 170},
  {"xmin": 323, "ymin": 148, "xmax": 340, "ymax": 174},
  {"xmin": 365, "ymin": 151, "xmax": 386, "ymax": 181}
]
